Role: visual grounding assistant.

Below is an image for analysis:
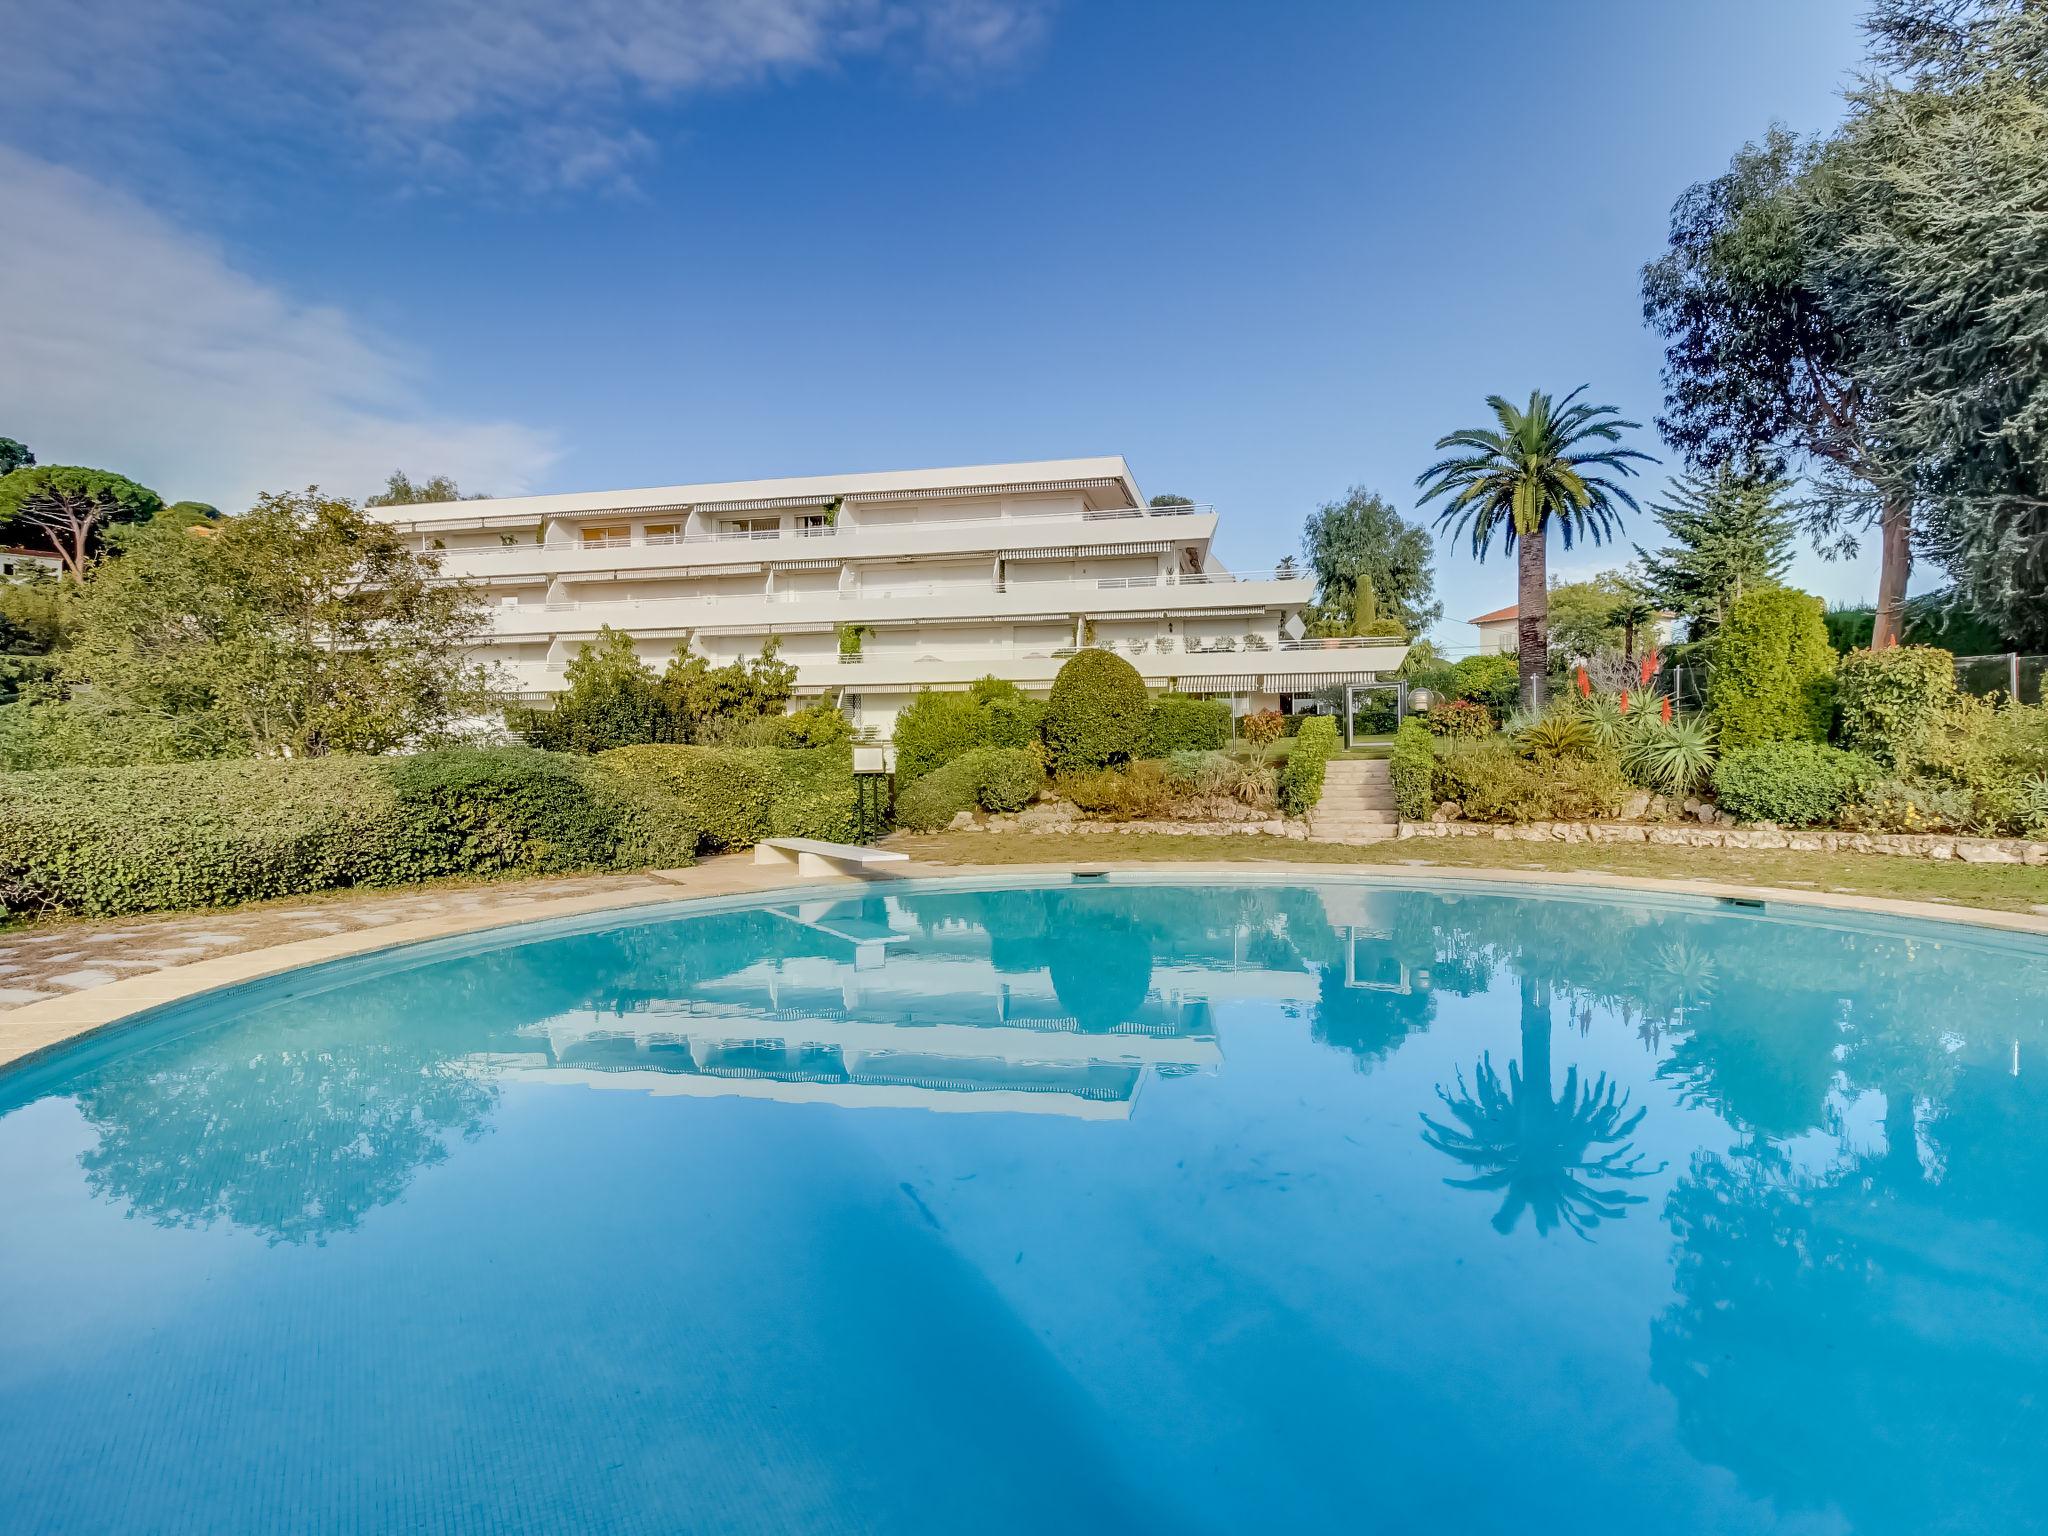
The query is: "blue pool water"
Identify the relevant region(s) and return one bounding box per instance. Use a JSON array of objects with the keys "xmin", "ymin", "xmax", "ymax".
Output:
[{"xmin": 2, "ymin": 876, "xmax": 2044, "ymax": 1534}]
